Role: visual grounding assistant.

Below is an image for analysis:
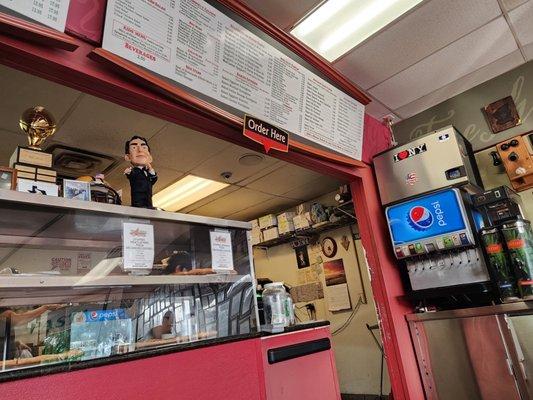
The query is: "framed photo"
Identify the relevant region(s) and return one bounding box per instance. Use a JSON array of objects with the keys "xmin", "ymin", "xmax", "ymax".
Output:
[
  {"xmin": 63, "ymin": 179, "xmax": 91, "ymax": 201},
  {"xmin": 294, "ymin": 245, "xmax": 310, "ymax": 269},
  {"xmin": 0, "ymin": 167, "xmax": 16, "ymax": 190},
  {"xmin": 17, "ymin": 178, "xmax": 59, "ymax": 196},
  {"xmin": 483, "ymin": 96, "xmax": 521, "ymax": 134}
]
